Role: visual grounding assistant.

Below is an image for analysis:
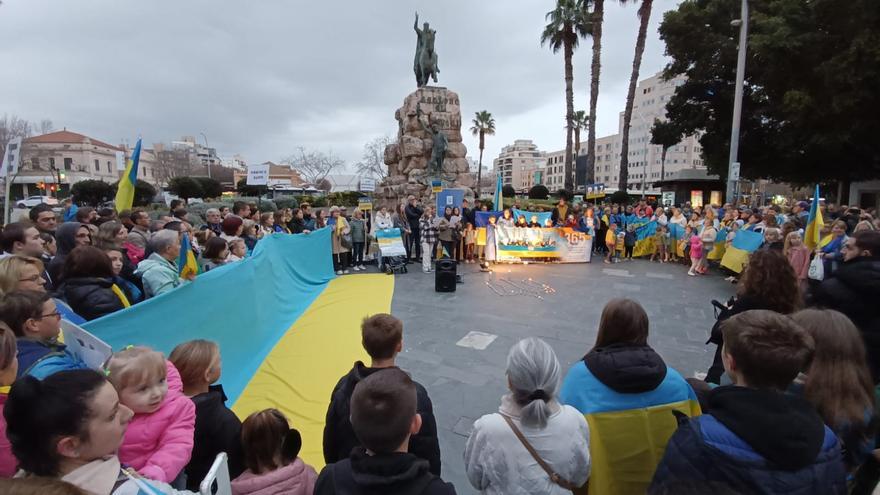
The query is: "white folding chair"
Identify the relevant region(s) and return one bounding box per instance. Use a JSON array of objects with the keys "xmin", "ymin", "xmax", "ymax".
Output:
[{"xmin": 199, "ymin": 452, "xmax": 232, "ymax": 495}]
